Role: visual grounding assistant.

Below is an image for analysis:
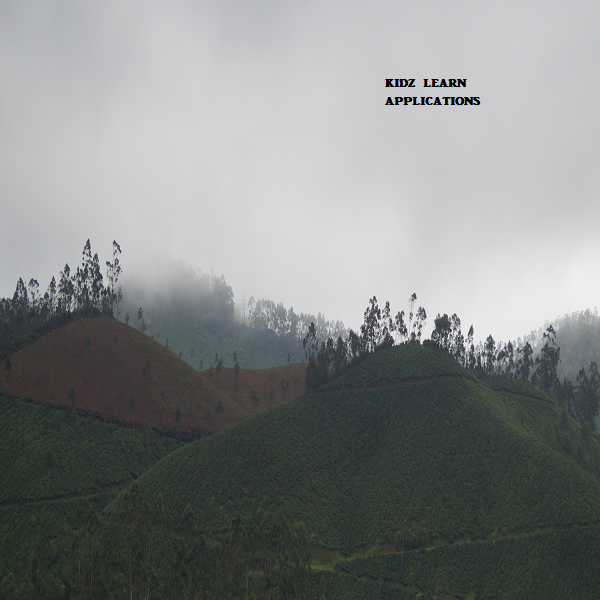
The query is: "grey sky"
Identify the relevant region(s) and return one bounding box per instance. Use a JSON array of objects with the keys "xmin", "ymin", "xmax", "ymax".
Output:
[{"xmin": 1, "ymin": 0, "xmax": 599, "ymax": 345}]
